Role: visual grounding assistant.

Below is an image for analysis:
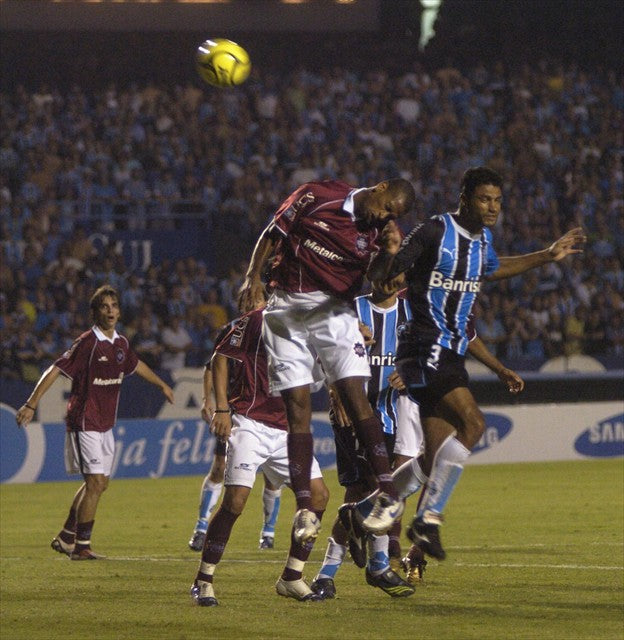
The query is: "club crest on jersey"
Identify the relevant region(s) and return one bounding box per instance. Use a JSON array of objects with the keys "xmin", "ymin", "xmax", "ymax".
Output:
[
  {"xmin": 355, "ymin": 234, "xmax": 368, "ymax": 255},
  {"xmin": 116, "ymin": 349, "xmax": 125, "ymax": 363},
  {"xmin": 353, "ymin": 342, "xmax": 366, "ymax": 357}
]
